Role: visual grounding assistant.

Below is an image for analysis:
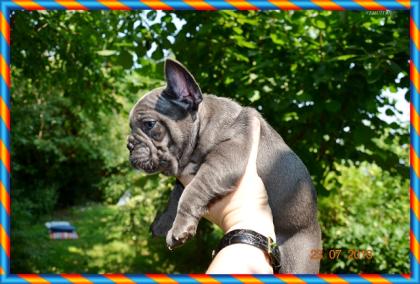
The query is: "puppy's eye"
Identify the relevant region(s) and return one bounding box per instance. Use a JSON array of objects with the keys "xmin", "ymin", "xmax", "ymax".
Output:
[{"xmin": 142, "ymin": 120, "xmax": 156, "ymax": 131}]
